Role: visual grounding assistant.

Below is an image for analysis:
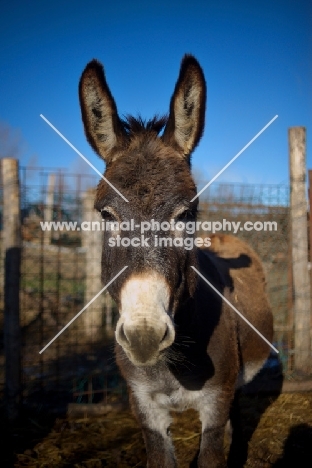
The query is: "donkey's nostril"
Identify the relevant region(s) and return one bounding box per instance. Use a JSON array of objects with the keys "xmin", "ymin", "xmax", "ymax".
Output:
[
  {"xmin": 159, "ymin": 324, "xmax": 174, "ymax": 351},
  {"xmin": 118, "ymin": 324, "xmax": 129, "ymax": 345},
  {"xmin": 161, "ymin": 325, "xmax": 170, "ymax": 344}
]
